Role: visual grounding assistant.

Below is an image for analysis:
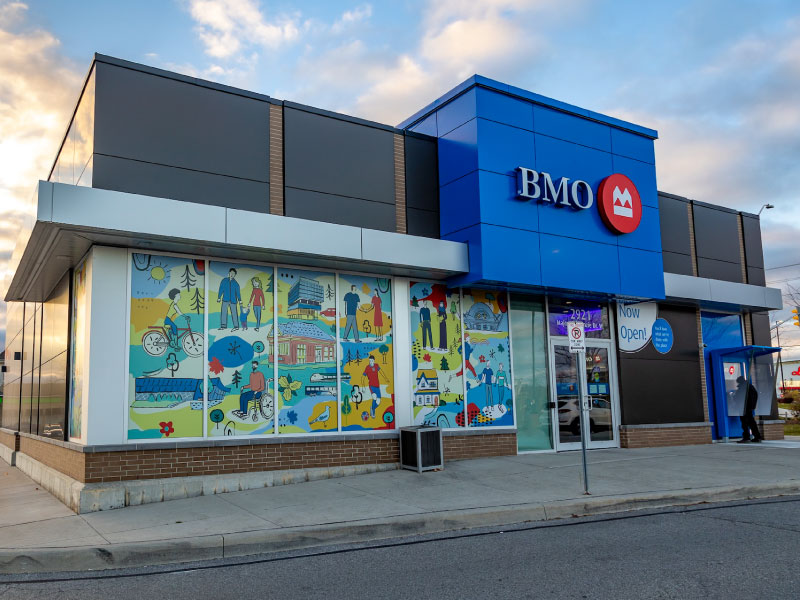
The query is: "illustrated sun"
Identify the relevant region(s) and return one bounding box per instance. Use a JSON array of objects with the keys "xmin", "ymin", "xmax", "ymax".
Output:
[{"xmin": 148, "ymin": 263, "xmax": 168, "ymax": 282}]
